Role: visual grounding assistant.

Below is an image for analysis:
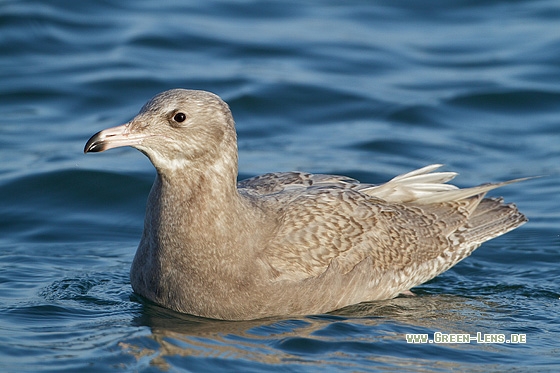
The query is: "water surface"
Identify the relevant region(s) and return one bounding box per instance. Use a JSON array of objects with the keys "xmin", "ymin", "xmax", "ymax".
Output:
[{"xmin": 1, "ymin": 0, "xmax": 559, "ymax": 372}]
